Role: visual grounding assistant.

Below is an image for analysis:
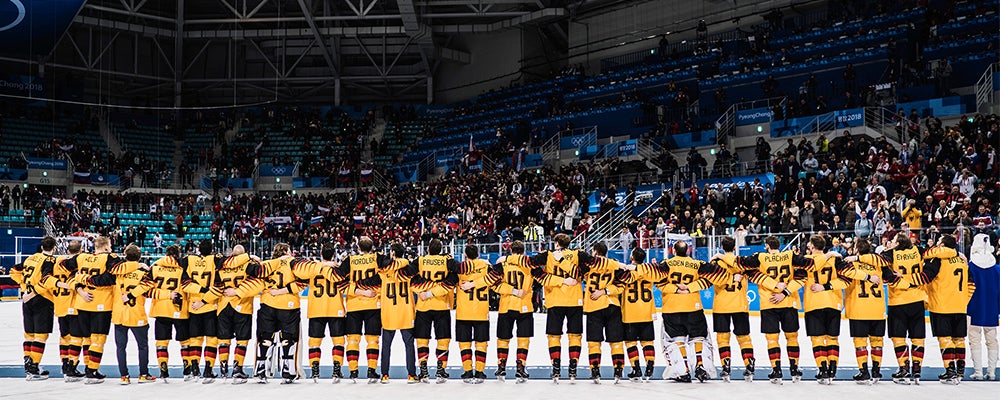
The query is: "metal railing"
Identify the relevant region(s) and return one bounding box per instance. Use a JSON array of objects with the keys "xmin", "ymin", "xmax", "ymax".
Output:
[
  {"xmin": 864, "ymin": 106, "xmax": 904, "ymax": 144},
  {"xmin": 976, "ymin": 63, "xmax": 996, "ymax": 114},
  {"xmin": 416, "ymin": 152, "xmax": 437, "ymax": 181}
]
